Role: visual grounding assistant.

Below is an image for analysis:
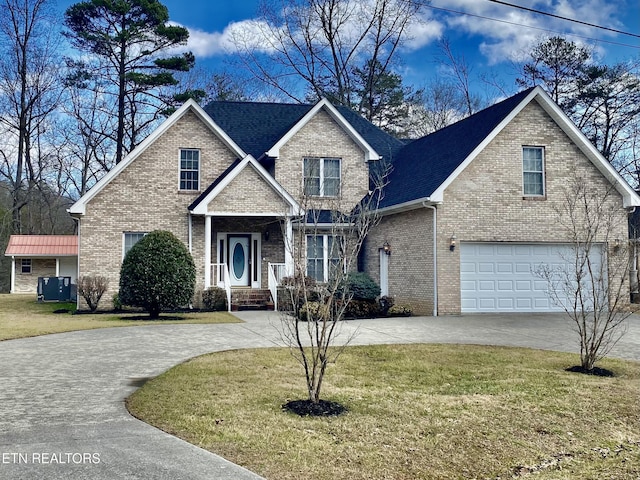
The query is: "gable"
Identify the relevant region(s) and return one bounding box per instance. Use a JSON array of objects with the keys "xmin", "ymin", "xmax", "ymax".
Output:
[
  {"xmin": 379, "ymin": 87, "xmax": 640, "ymax": 211},
  {"xmin": 68, "ymin": 100, "xmax": 245, "ymax": 216},
  {"xmin": 206, "ymin": 163, "xmax": 292, "ymax": 215},
  {"xmin": 189, "ymin": 155, "xmax": 300, "ymax": 216}
]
